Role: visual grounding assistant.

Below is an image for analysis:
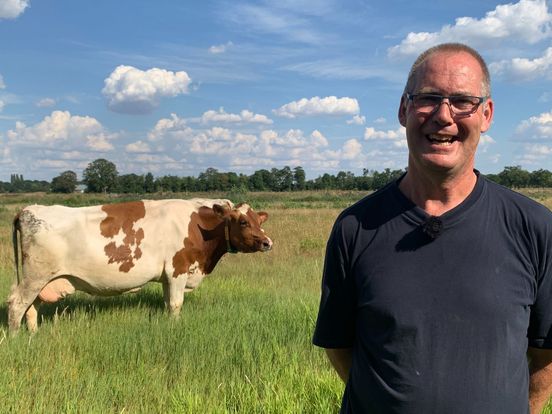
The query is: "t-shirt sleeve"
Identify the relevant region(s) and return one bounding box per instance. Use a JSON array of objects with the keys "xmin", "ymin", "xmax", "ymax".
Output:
[
  {"xmin": 312, "ymin": 218, "xmax": 356, "ymax": 348},
  {"xmin": 527, "ymin": 210, "xmax": 552, "ymax": 349}
]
